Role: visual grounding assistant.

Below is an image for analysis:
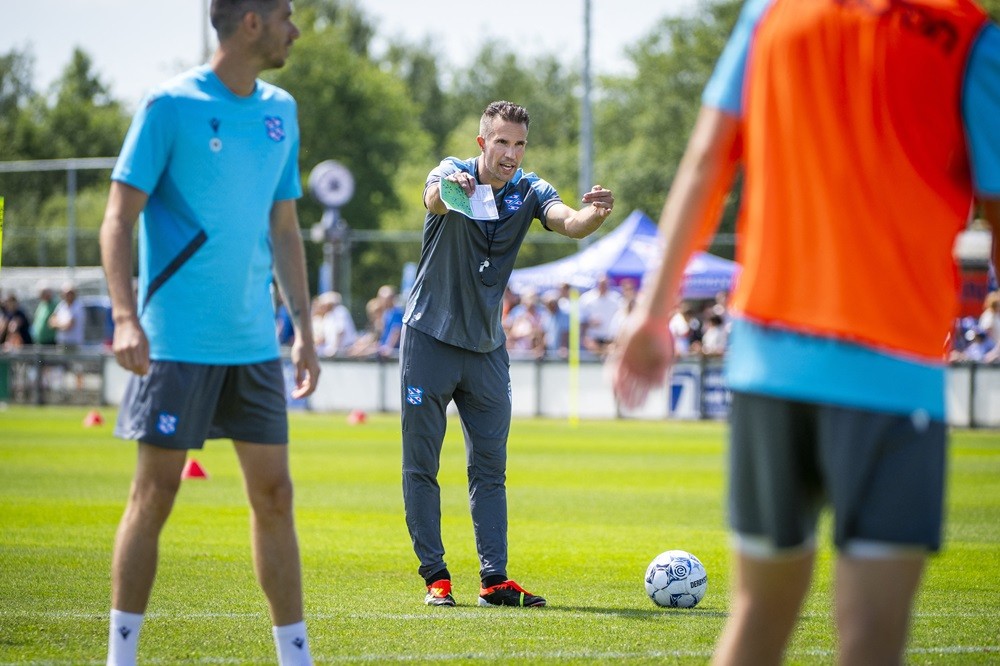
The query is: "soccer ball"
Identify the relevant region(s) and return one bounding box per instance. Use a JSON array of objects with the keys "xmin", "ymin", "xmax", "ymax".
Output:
[{"xmin": 644, "ymin": 549, "xmax": 708, "ymax": 608}]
